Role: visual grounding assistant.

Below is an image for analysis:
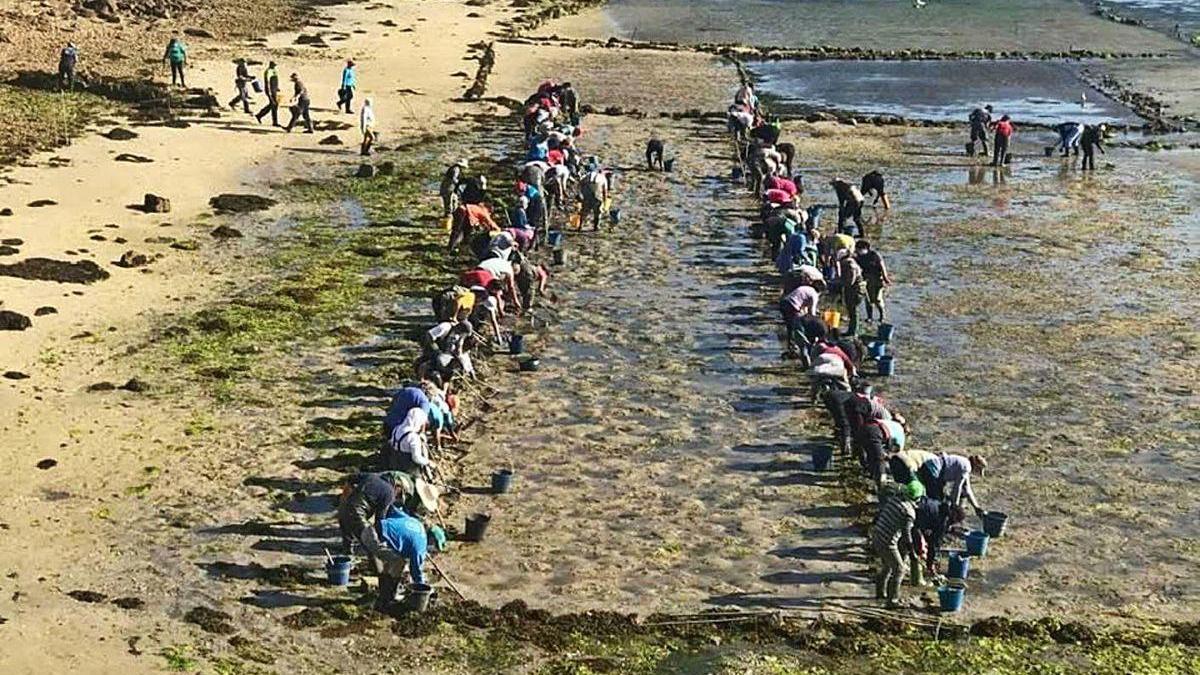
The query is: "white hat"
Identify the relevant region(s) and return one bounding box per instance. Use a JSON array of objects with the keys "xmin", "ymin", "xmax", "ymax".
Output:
[{"xmin": 414, "ymin": 478, "xmax": 441, "ymax": 515}]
